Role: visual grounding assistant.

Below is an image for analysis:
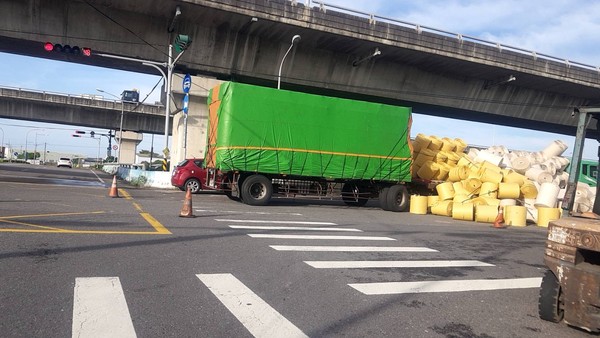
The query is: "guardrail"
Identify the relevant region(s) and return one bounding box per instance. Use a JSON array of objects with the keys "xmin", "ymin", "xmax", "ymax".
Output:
[
  {"xmin": 294, "ymin": 0, "xmax": 599, "ymax": 73},
  {"xmin": 0, "ymin": 85, "xmax": 164, "ymax": 115}
]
